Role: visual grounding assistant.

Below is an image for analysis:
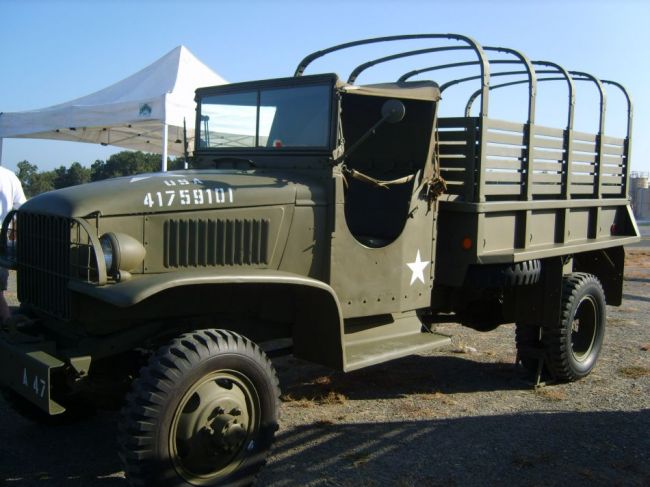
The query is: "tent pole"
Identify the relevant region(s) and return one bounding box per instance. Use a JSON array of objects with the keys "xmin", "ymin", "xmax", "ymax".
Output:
[
  {"xmin": 162, "ymin": 123, "xmax": 168, "ymax": 172},
  {"xmin": 0, "ymin": 138, "xmax": 3, "ymax": 166}
]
